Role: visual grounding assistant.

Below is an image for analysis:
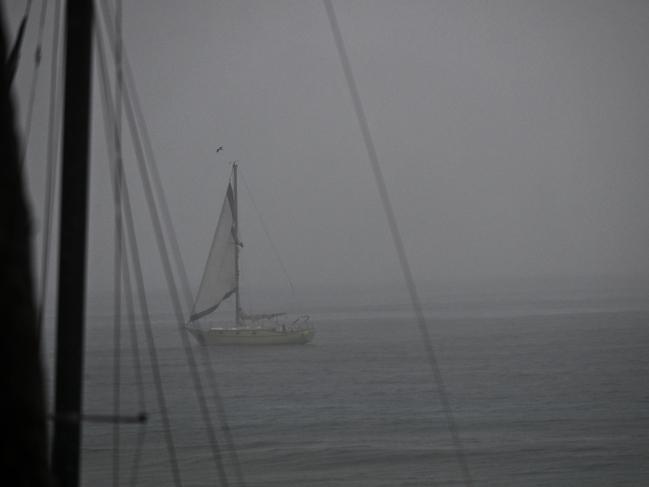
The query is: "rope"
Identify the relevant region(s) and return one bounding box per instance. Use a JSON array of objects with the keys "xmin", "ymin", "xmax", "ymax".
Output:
[
  {"xmin": 97, "ymin": 3, "xmax": 246, "ymax": 484},
  {"xmin": 240, "ymin": 171, "xmax": 295, "ymax": 294},
  {"xmin": 36, "ymin": 0, "xmax": 62, "ymax": 335},
  {"xmin": 122, "ymin": 212, "xmax": 148, "ymax": 487},
  {"xmin": 19, "ymin": 0, "xmax": 50, "ymax": 168},
  {"xmin": 124, "ymin": 41, "xmax": 247, "ymax": 487},
  {"xmin": 95, "ymin": 25, "xmax": 183, "ymax": 487},
  {"xmin": 5, "ymin": 0, "xmax": 32, "ymax": 85},
  {"xmin": 322, "ymin": 2, "xmax": 474, "ymax": 485},
  {"xmin": 109, "ymin": 24, "xmax": 246, "ymax": 485},
  {"xmin": 96, "ymin": 4, "xmax": 232, "ymax": 484},
  {"xmin": 111, "ymin": 1, "xmax": 124, "ymax": 485}
]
